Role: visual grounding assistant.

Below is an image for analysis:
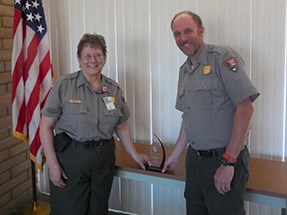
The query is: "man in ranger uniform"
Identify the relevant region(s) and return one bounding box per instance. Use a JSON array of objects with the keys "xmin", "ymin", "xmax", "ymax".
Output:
[{"xmin": 162, "ymin": 11, "xmax": 260, "ymax": 215}]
